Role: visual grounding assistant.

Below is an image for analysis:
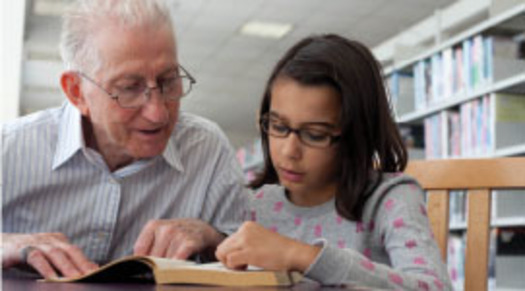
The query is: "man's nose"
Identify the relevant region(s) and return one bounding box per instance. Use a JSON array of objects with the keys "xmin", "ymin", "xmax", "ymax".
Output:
[{"xmin": 140, "ymin": 89, "xmax": 171, "ymax": 123}]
